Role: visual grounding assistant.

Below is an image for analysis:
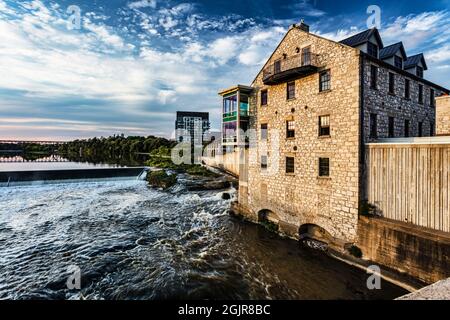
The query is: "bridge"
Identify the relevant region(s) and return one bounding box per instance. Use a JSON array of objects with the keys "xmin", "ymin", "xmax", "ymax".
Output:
[
  {"xmin": 0, "ymin": 140, "xmax": 68, "ymax": 145},
  {"xmin": 0, "ymin": 155, "xmax": 70, "ymax": 163}
]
